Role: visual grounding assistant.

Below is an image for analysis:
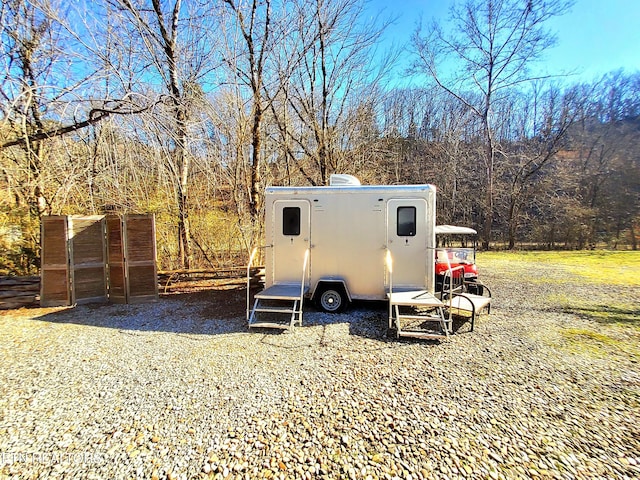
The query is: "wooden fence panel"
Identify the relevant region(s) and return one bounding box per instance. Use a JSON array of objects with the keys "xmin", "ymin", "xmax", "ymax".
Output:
[
  {"xmin": 123, "ymin": 215, "xmax": 158, "ymax": 303},
  {"xmin": 0, "ymin": 276, "xmax": 39, "ymax": 309},
  {"xmin": 69, "ymin": 216, "xmax": 107, "ymax": 305},
  {"xmin": 40, "ymin": 214, "xmax": 157, "ymax": 307},
  {"xmin": 106, "ymin": 216, "xmax": 127, "ymax": 304},
  {"xmin": 40, "ymin": 216, "xmax": 70, "ymax": 307}
]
